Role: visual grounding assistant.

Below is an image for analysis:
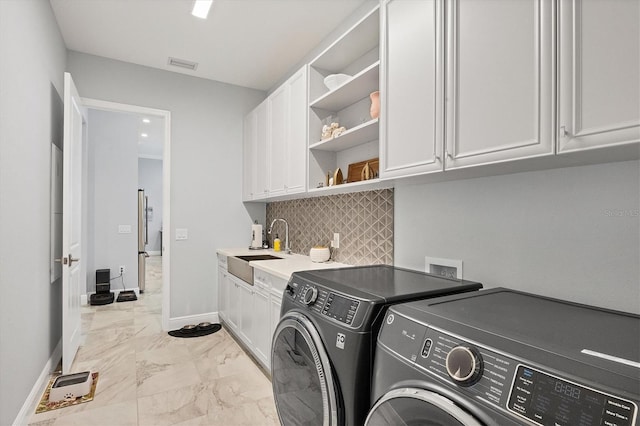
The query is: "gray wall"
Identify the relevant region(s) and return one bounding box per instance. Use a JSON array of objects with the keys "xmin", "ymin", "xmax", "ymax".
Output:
[
  {"xmin": 0, "ymin": 0, "xmax": 67, "ymax": 424},
  {"xmin": 67, "ymin": 51, "xmax": 266, "ymax": 317},
  {"xmin": 139, "ymin": 158, "xmax": 163, "ymax": 253},
  {"xmin": 87, "ymin": 109, "xmax": 140, "ymax": 292},
  {"xmin": 394, "ymin": 160, "xmax": 640, "ymax": 314}
]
